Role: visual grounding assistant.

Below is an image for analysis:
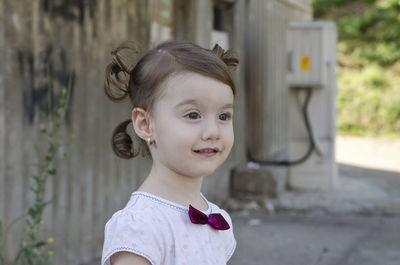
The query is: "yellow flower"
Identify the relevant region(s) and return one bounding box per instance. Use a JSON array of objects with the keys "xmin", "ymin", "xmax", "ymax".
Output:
[
  {"xmin": 47, "ymin": 237, "xmax": 54, "ymax": 244},
  {"xmin": 48, "ymin": 250, "xmax": 54, "ymax": 257}
]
